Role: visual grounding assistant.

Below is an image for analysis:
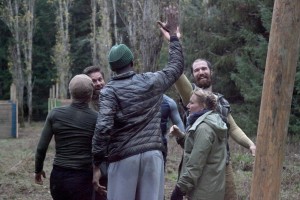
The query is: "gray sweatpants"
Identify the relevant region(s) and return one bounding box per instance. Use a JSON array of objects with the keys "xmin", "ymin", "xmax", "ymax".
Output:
[{"xmin": 107, "ymin": 150, "xmax": 164, "ymax": 200}]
